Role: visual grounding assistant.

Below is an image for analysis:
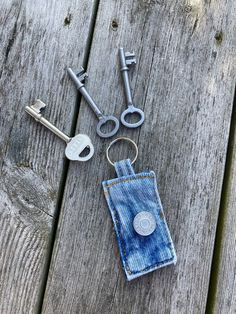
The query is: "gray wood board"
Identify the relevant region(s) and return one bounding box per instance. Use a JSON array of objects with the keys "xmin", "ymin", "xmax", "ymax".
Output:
[
  {"xmin": 0, "ymin": 0, "xmax": 96, "ymax": 312},
  {"xmin": 42, "ymin": 0, "xmax": 236, "ymax": 313},
  {"xmin": 214, "ymin": 113, "xmax": 236, "ymax": 312}
]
